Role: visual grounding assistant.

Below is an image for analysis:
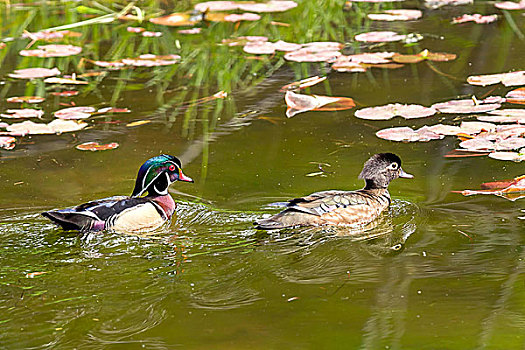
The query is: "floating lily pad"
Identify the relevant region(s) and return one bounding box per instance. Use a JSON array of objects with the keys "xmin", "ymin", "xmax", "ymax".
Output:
[
  {"xmin": 22, "ymin": 30, "xmax": 81, "ymax": 41},
  {"xmin": 0, "ymin": 136, "xmax": 16, "ymax": 150},
  {"xmin": 355, "ymin": 103, "xmax": 436, "ymax": 120},
  {"xmin": 142, "ymin": 31, "xmax": 163, "ymax": 37},
  {"xmin": 44, "ymin": 77, "xmax": 88, "ymax": 85},
  {"xmin": 368, "ymin": 9, "xmax": 422, "ymax": 21},
  {"xmin": 285, "ymin": 91, "xmax": 355, "ymax": 118},
  {"xmin": 19, "ymin": 44, "xmax": 82, "ymax": 58},
  {"xmin": 489, "ymin": 152, "xmax": 525, "ymax": 162},
  {"xmin": 54, "ymin": 106, "xmax": 96, "ymax": 119},
  {"xmin": 50, "ymin": 91, "xmax": 79, "ymax": 97},
  {"xmin": 459, "ymin": 138, "xmax": 495, "ymax": 151},
  {"xmin": 477, "ymin": 109, "xmax": 525, "ymax": 123},
  {"xmin": 127, "ymin": 27, "xmax": 145, "ymax": 33},
  {"xmin": 6, "ymin": 120, "xmax": 87, "ymax": 135},
  {"xmin": 149, "ymin": 12, "xmax": 203, "ymax": 26},
  {"xmin": 505, "ymin": 87, "xmax": 525, "ymax": 104},
  {"xmin": 426, "ymin": 124, "xmax": 463, "ymax": 135},
  {"xmin": 178, "ymin": 28, "xmax": 202, "ymax": 34},
  {"xmin": 392, "ymin": 49, "xmax": 457, "ymax": 63},
  {"xmin": 459, "ymin": 121, "xmax": 497, "ymax": 134},
  {"xmin": 243, "ymin": 41, "xmax": 276, "ymax": 55},
  {"xmin": 1, "ymin": 109, "xmax": 44, "ymax": 119},
  {"xmin": 273, "ymin": 40, "xmax": 303, "ymax": 52},
  {"xmin": 194, "ymin": 0, "xmax": 298, "ymax": 12},
  {"xmin": 375, "ymin": 126, "xmax": 443, "ymax": 142},
  {"xmin": 431, "ymin": 98, "xmax": 501, "ymax": 113},
  {"xmin": 224, "ymin": 13, "xmax": 261, "ymax": 22},
  {"xmin": 494, "ymin": 0, "xmax": 525, "ymax": 10},
  {"xmin": 284, "ymin": 48, "xmax": 341, "ymax": 62},
  {"xmin": 6, "ymin": 96, "xmax": 45, "ymax": 103},
  {"xmin": 97, "ymin": 107, "xmax": 131, "ymax": 114},
  {"xmin": 354, "ymin": 31, "xmax": 407, "ymax": 42},
  {"xmin": 452, "ymin": 14, "xmax": 498, "ymax": 24},
  {"xmin": 9, "ymin": 67, "xmax": 61, "ymax": 79},
  {"xmin": 76, "ymin": 142, "xmax": 119, "ymax": 151},
  {"xmin": 467, "ymin": 71, "xmax": 525, "ymax": 87}
]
